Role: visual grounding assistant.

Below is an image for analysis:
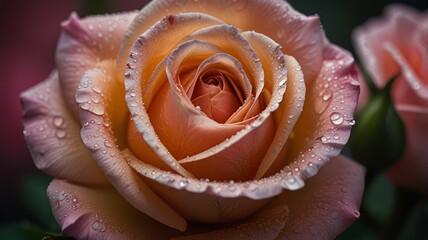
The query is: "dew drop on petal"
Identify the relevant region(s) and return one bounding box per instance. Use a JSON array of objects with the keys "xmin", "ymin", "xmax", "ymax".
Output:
[
  {"xmin": 104, "ymin": 140, "xmax": 113, "ymax": 148},
  {"xmin": 178, "ymin": 179, "xmax": 188, "ymax": 188},
  {"xmin": 52, "ymin": 116, "xmax": 65, "ymax": 127},
  {"xmin": 92, "ymin": 86, "xmax": 102, "ymax": 94},
  {"xmin": 322, "ymin": 90, "xmax": 332, "ymax": 101},
  {"xmin": 330, "ymin": 112, "xmax": 344, "ymax": 125},
  {"xmin": 321, "ymin": 136, "xmax": 328, "ymax": 143},
  {"xmin": 56, "ymin": 129, "xmax": 67, "ymax": 139}
]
